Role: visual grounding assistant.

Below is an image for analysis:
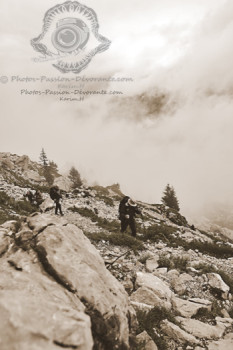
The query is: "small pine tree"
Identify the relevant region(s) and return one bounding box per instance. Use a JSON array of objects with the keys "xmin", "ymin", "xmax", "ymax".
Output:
[
  {"xmin": 39, "ymin": 148, "xmax": 48, "ymax": 166},
  {"xmin": 39, "ymin": 148, "xmax": 59, "ymax": 186},
  {"xmin": 161, "ymin": 184, "xmax": 180, "ymax": 212},
  {"xmin": 68, "ymin": 166, "xmax": 82, "ymax": 189}
]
